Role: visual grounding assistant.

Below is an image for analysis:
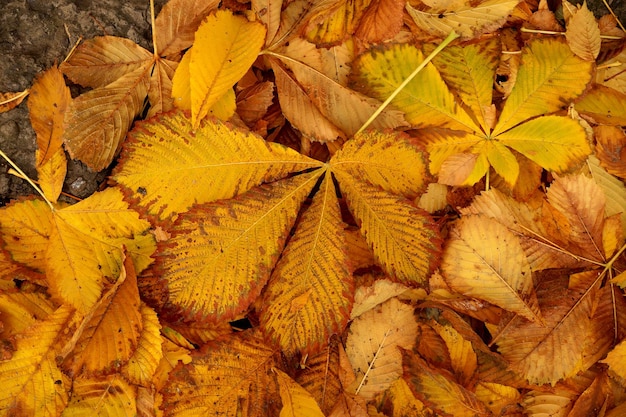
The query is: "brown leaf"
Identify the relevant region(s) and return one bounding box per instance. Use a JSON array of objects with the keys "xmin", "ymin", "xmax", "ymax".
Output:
[
  {"xmin": 63, "ymin": 66, "xmax": 150, "ymax": 171},
  {"xmin": 565, "ymin": 1, "xmax": 601, "ymax": 61},
  {"xmin": 154, "ymin": 0, "xmax": 220, "ymax": 57},
  {"xmin": 595, "ymin": 125, "xmax": 626, "ymax": 178},
  {"xmin": 355, "ymin": 0, "xmax": 406, "ymax": 44}
]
